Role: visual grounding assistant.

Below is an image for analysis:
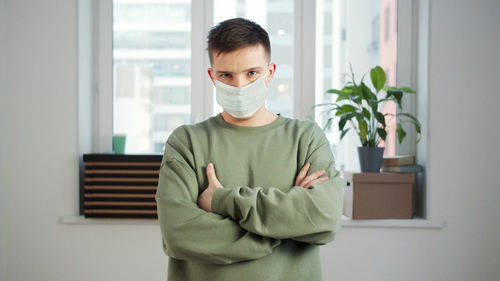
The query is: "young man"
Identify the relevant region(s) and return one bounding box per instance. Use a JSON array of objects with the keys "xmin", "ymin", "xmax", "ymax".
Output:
[{"xmin": 156, "ymin": 18, "xmax": 345, "ymax": 281}]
